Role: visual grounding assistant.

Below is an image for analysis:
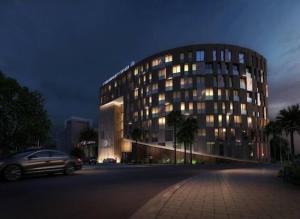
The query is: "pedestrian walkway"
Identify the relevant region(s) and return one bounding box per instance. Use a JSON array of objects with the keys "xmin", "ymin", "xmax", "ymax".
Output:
[{"xmin": 131, "ymin": 166, "xmax": 300, "ymax": 219}]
